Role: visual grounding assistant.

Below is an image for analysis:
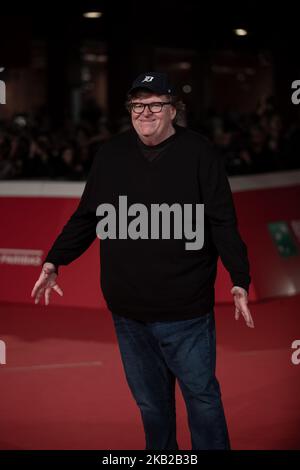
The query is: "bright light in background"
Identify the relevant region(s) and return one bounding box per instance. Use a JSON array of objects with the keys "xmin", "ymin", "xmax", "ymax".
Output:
[
  {"xmin": 182, "ymin": 84, "xmax": 192, "ymax": 94},
  {"xmin": 234, "ymin": 28, "xmax": 248, "ymax": 36},
  {"xmin": 83, "ymin": 11, "xmax": 103, "ymax": 19}
]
